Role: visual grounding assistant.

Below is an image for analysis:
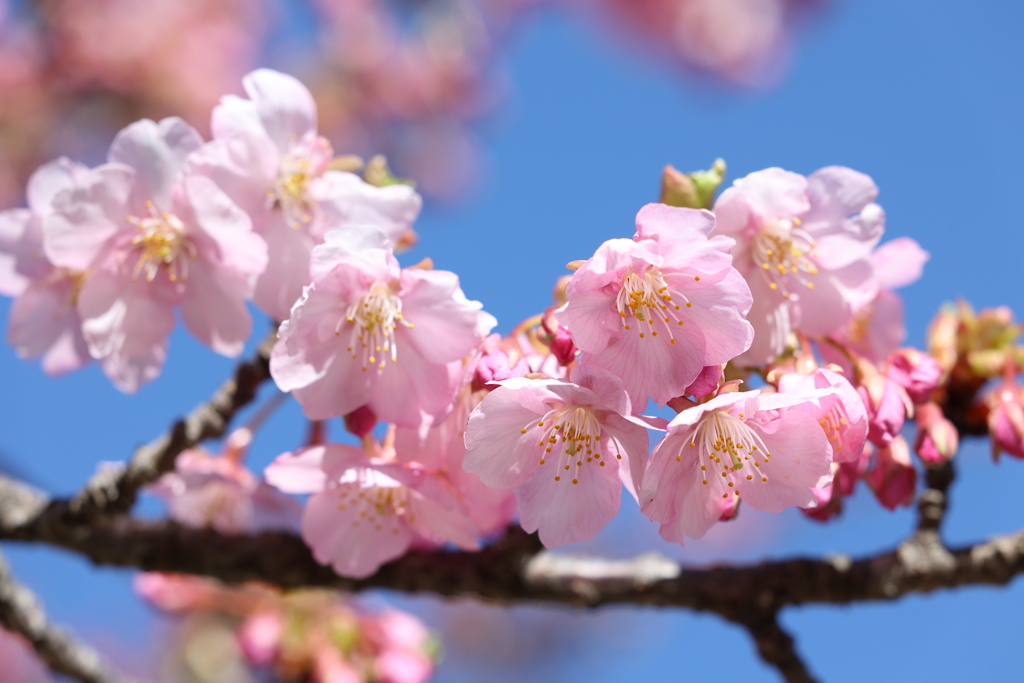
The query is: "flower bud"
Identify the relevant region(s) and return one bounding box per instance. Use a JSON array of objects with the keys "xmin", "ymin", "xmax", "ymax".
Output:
[
  {"xmin": 913, "ymin": 402, "xmax": 958, "ymax": 464},
  {"xmin": 684, "ymin": 364, "xmax": 723, "ymax": 399},
  {"xmin": 659, "ymin": 159, "xmax": 726, "ymax": 210},
  {"xmin": 987, "ymin": 378, "xmax": 1024, "ymax": 459},
  {"xmin": 858, "ymin": 374, "xmax": 911, "ymax": 448},
  {"xmin": 344, "ymin": 405, "xmax": 377, "ymax": 438},
  {"xmin": 474, "ymin": 348, "xmax": 528, "ymax": 388},
  {"xmin": 237, "ymin": 611, "xmax": 283, "ymax": 667},
  {"xmin": 886, "ymin": 348, "xmax": 942, "ymax": 404},
  {"xmin": 866, "ymin": 436, "xmax": 917, "ymax": 510}
]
